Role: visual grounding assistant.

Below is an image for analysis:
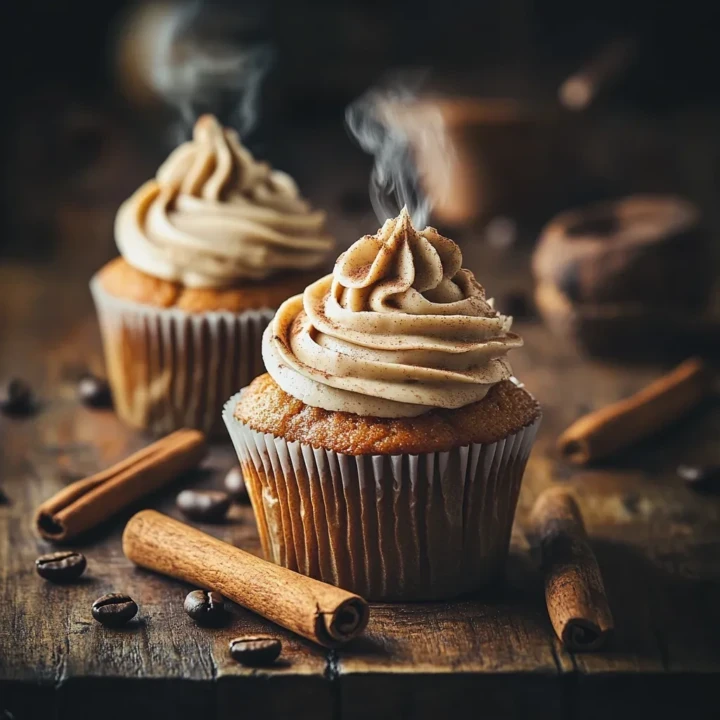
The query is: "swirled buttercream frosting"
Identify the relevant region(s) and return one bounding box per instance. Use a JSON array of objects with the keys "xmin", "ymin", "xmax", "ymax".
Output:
[
  {"xmin": 262, "ymin": 208, "xmax": 523, "ymax": 417},
  {"xmin": 115, "ymin": 114, "xmax": 333, "ymax": 288}
]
